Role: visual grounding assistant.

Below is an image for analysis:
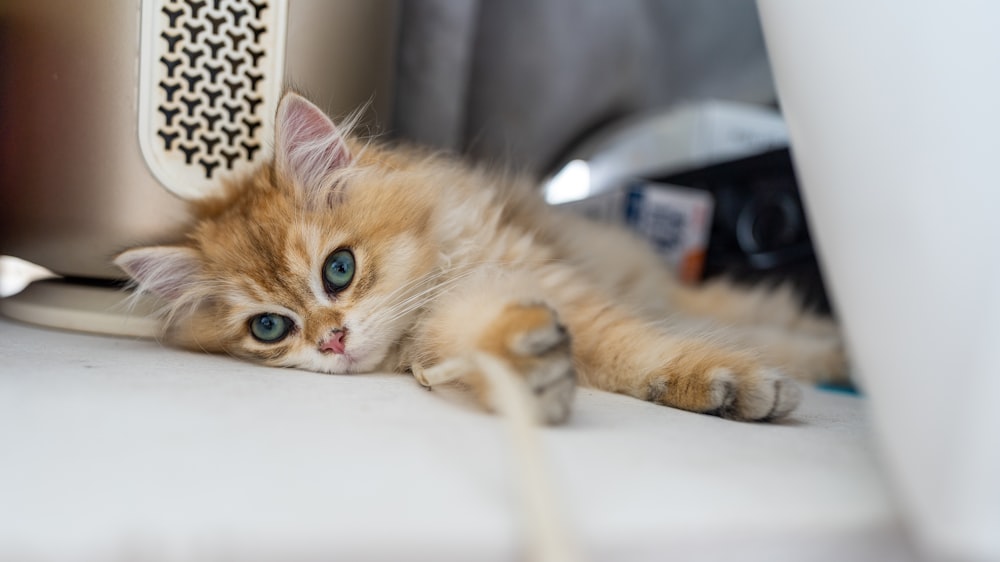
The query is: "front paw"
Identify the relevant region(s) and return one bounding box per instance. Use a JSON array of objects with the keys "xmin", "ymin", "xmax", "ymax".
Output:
[
  {"xmin": 479, "ymin": 302, "xmax": 576, "ymax": 424},
  {"xmin": 644, "ymin": 348, "xmax": 801, "ymax": 421}
]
